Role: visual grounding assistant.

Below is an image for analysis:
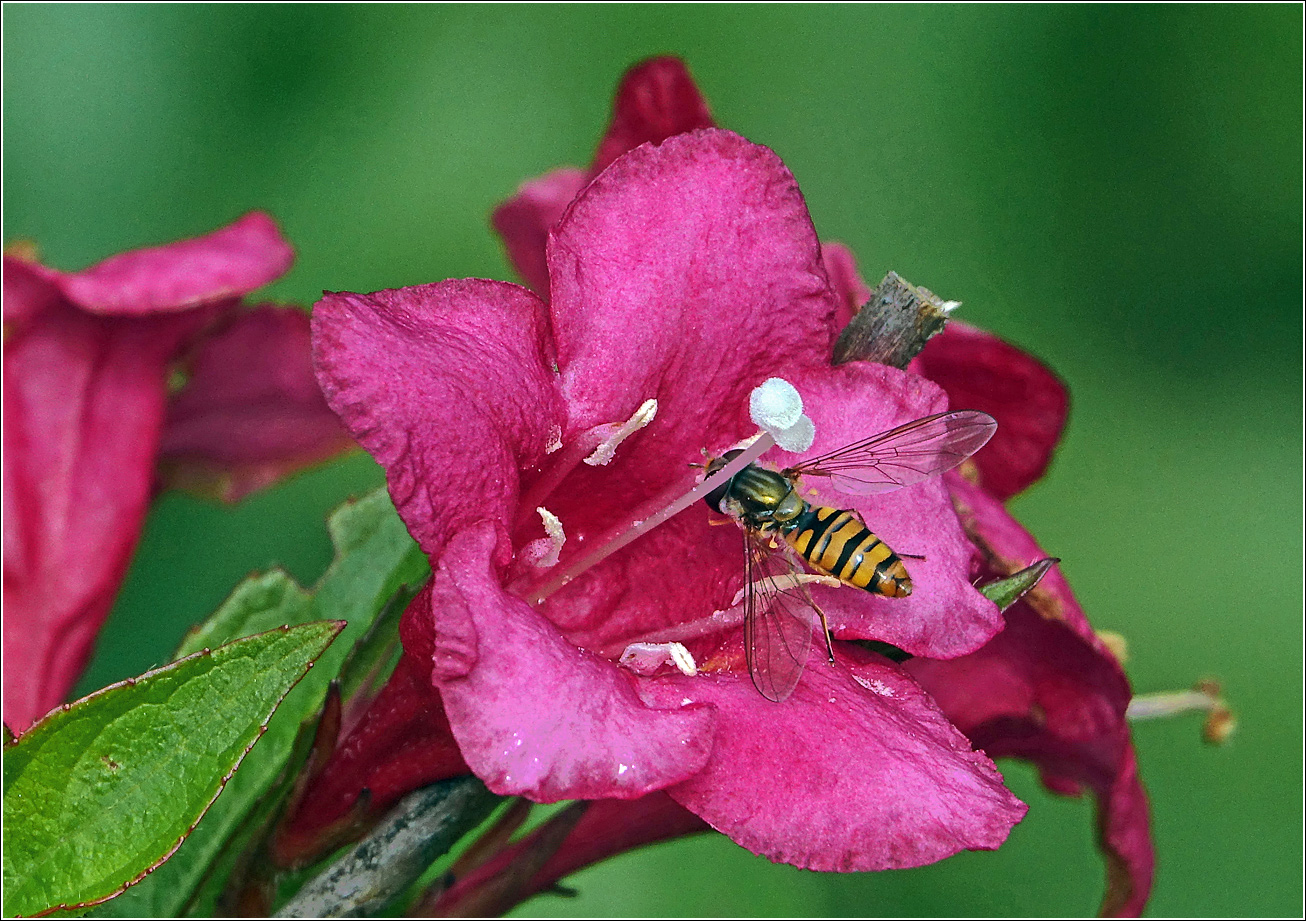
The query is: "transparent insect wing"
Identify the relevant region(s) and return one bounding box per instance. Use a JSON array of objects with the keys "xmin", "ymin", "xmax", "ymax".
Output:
[
  {"xmin": 786, "ymin": 410, "xmax": 997, "ymax": 496},
  {"xmin": 743, "ymin": 530, "xmax": 817, "ymax": 702}
]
